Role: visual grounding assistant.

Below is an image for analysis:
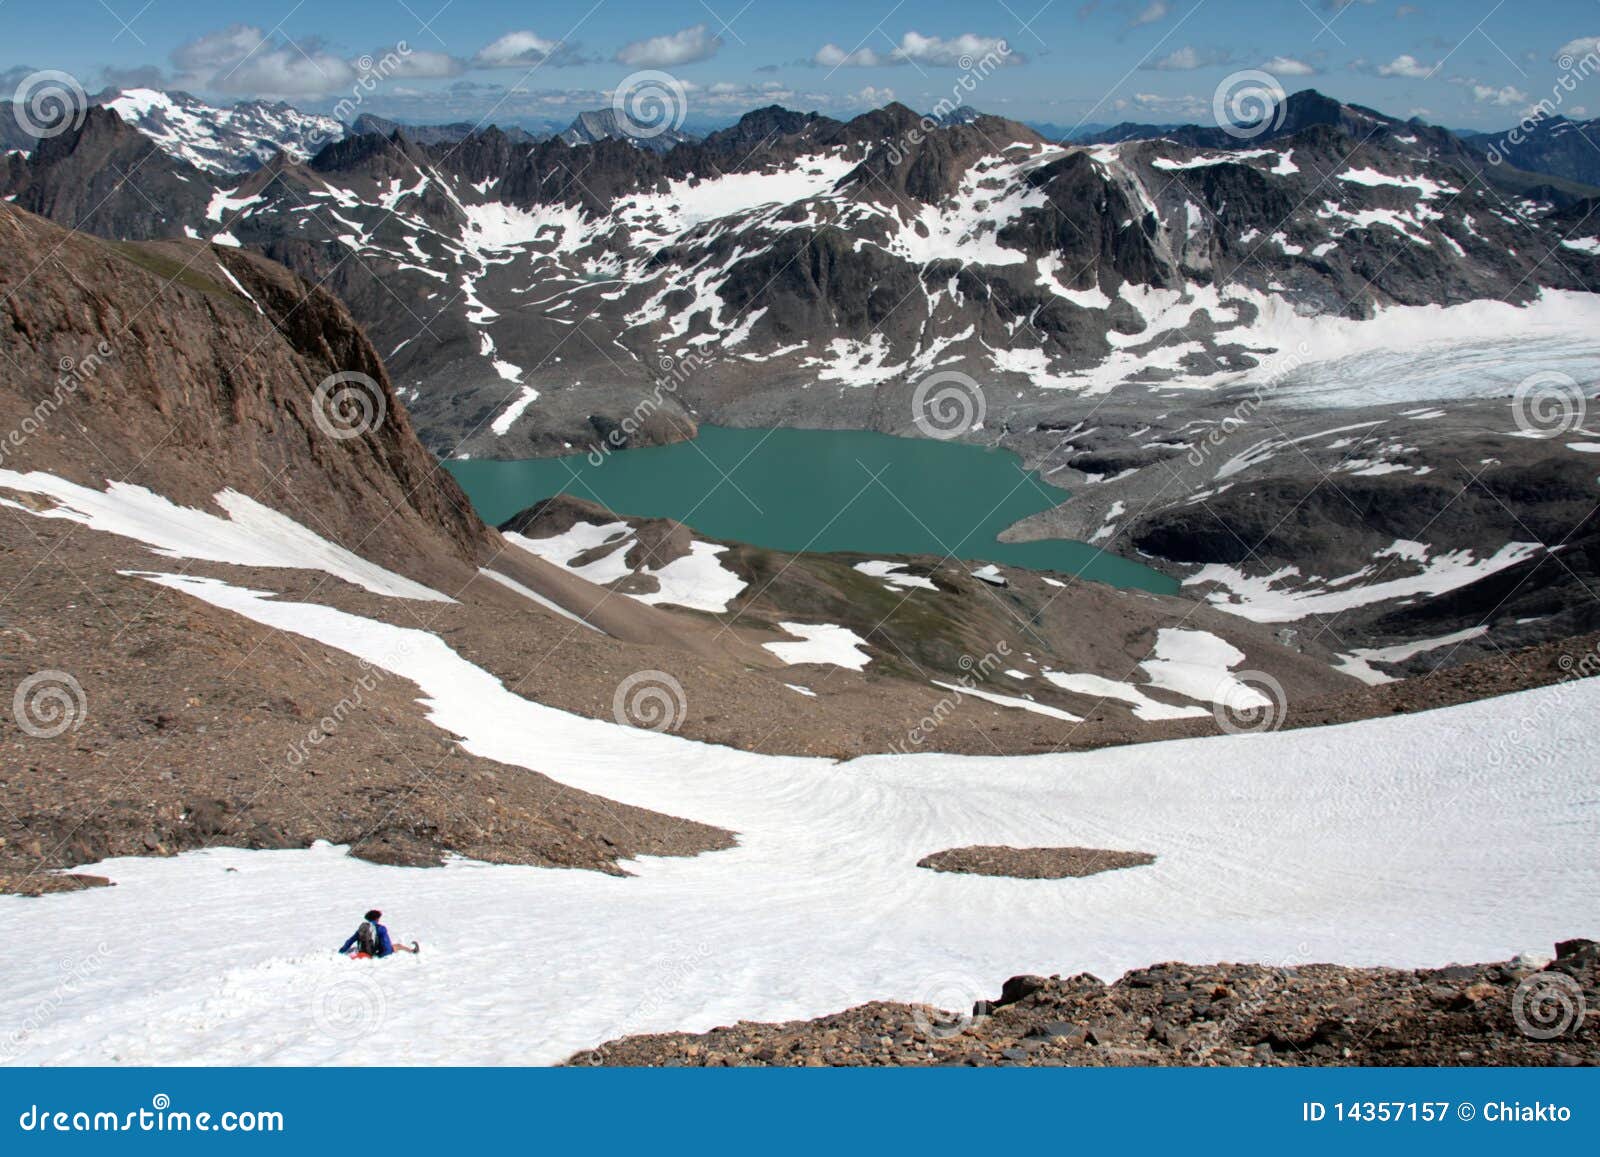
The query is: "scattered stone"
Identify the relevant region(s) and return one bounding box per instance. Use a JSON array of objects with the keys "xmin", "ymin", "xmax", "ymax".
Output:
[
  {"xmin": 917, "ymin": 845, "xmax": 1156, "ymax": 879},
  {"xmin": 569, "ymin": 939, "xmax": 1600, "ymax": 1068}
]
